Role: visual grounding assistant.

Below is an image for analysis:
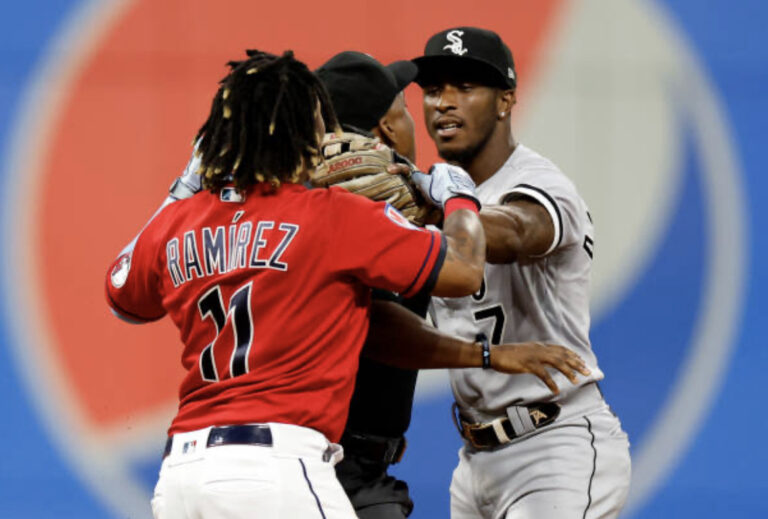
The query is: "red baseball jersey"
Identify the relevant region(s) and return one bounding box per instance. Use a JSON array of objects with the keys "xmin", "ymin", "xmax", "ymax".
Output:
[{"xmin": 105, "ymin": 183, "xmax": 445, "ymax": 442}]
